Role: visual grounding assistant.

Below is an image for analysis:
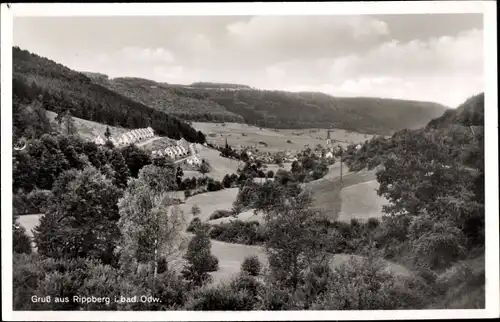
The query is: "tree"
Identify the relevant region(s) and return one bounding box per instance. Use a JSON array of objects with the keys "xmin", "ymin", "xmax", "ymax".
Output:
[
  {"xmin": 263, "ymin": 187, "xmax": 328, "ymax": 290},
  {"xmin": 33, "ymin": 166, "xmax": 122, "ymax": 265},
  {"xmin": 61, "ymin": 110, "xmax": 77, "ymax": 136},
  {"xmin": 105, "ymin": 148, "xmax": 130, "ymax": 189},
  {"xmin": 222, "ymin": 174, "xmax": 233, "ymax": 188},
  {"xmin": 199, "ymin": 160, "xmax": 210, "ymax": 176},
  {"xmin": 182, "ymin": 225, "xmax": 219, "ymax": 286},
  {"xmin": 120, "ymin": 144, "xmax": 152, "ymax": 178},
  {"xmin": 241, "ymin": 256, "xmax": 261, "ymax": 276},
  {"xmin": 176, "ymin": 166, "xmax": 184, "ymax": 186},
  {"xmin": 118, "ymin": 165, "xmax": 185, "ymax": 277},
  {"xmin": 104, "ymin": 126, "xmax": 112, "ymax": 141}
]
